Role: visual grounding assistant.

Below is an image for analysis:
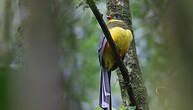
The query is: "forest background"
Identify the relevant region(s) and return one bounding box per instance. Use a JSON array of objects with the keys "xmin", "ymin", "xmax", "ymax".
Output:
[{"xmin": 0, "ymin": 0, "xmax": 193, "ymax": 110}]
